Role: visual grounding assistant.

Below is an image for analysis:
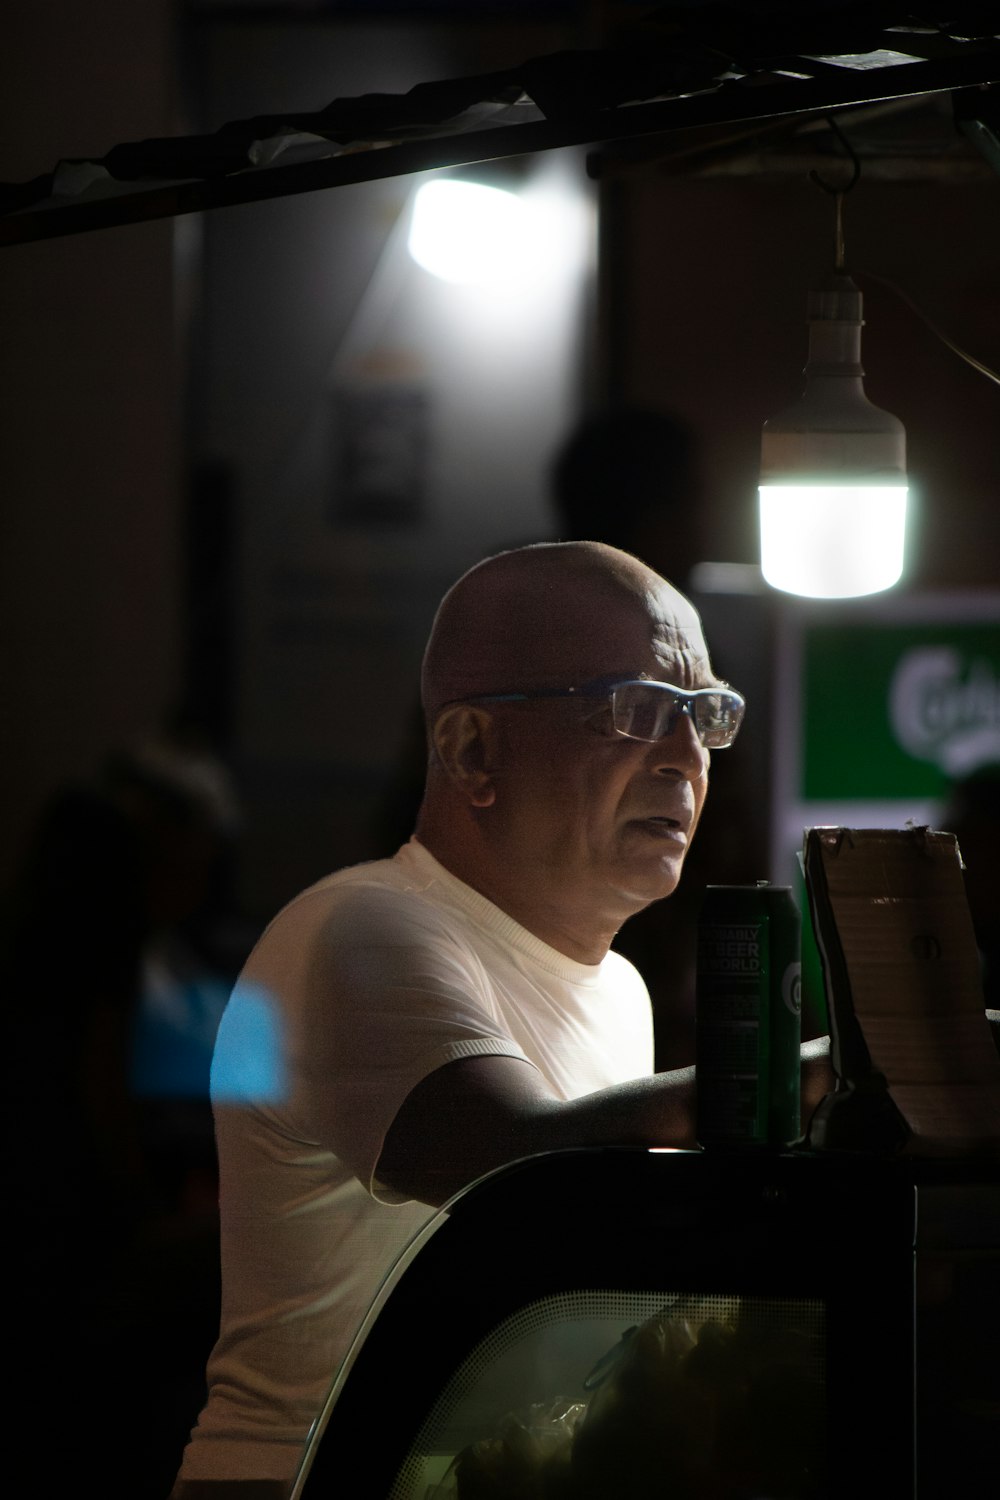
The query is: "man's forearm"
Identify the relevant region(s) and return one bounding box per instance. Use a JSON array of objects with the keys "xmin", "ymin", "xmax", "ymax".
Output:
[
  {"xmin": 522, "ymin": 1066, "xmax": 699, "ymax": 1157},
  {"xmin": 513, "ymin": 1041, "xmax": 834, "ymax": 1169}
]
